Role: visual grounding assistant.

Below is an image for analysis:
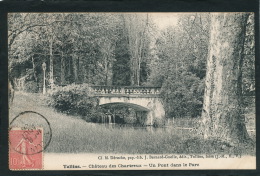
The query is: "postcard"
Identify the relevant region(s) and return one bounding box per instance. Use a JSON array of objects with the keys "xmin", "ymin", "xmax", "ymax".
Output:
[{"xmin": 8, "ymin": 12, "xmax": 255, "ymax": 170}]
